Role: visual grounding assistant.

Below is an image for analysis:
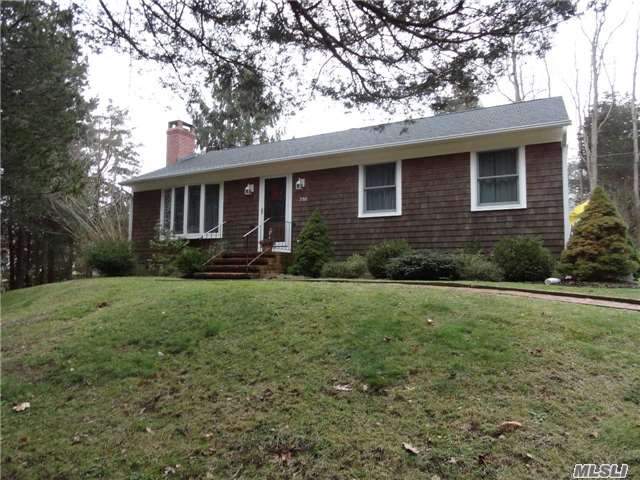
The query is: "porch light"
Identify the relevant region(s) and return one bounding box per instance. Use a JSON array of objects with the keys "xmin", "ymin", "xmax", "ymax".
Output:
[
  {"xmin": 244, "ymin": 183, "xmax": 254, "ymax": 195},
  {"xmin": 295, "ymin": 177, "xmax": 305, "ymax": 190}
]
